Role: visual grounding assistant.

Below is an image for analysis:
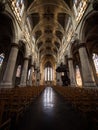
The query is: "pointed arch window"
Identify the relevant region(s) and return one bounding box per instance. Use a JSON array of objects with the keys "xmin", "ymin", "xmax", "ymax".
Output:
[
  {"xmin": 44, "ymin": 67, "xmax": 53, "ymax": 81},
  {"xmin": 0, "ymin": 53, "xmax": 5, "ymax": 69},
  {"xmin": 75, "ymin": 65, "xmax": 82, "ymax": 87},
  {"xmin": 92, "ymin": 53, "xmax": 98, "ymax": 76},
  {"xmin": 28, "ymin": 69, "xmax": 31, "ymax": 80},
  {"xmin": 16, "ymin": 65, "xmax": 21, "ymax": 77}
]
